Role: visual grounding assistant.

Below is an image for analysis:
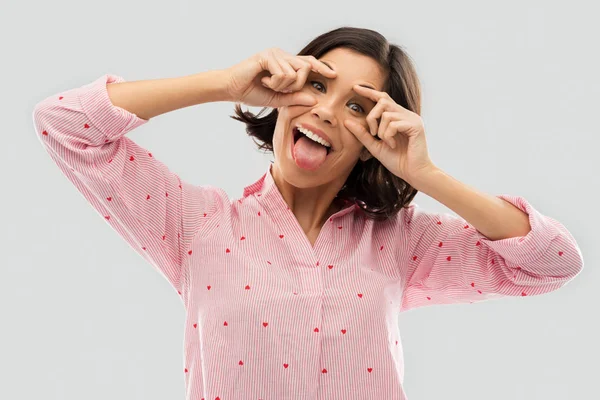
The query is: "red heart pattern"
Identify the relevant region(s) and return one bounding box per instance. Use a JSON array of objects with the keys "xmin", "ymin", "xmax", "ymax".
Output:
[{"xmin": 34, "ymin": 86, "xmax": 583, "ymax": 400}]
